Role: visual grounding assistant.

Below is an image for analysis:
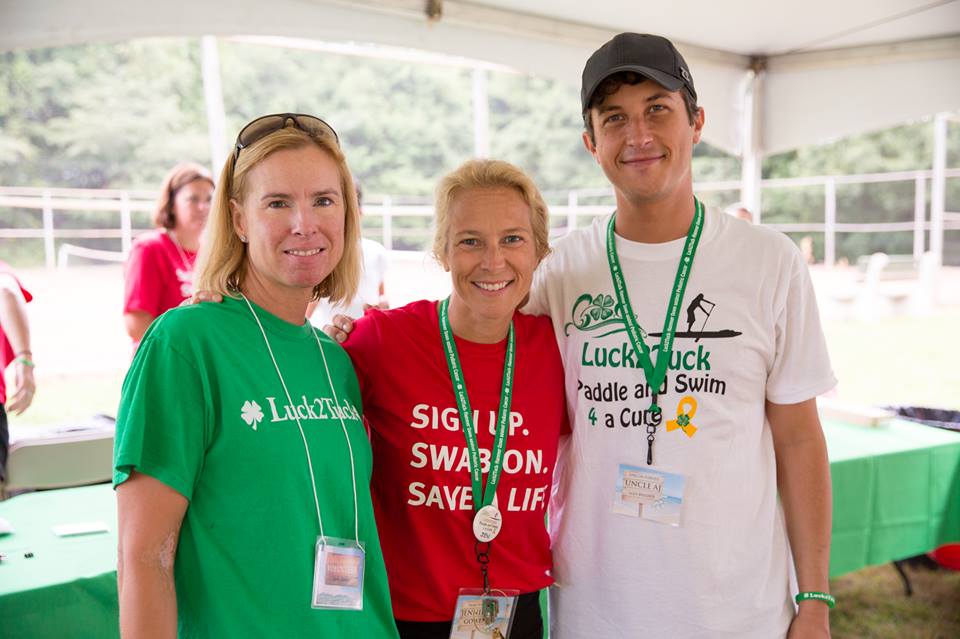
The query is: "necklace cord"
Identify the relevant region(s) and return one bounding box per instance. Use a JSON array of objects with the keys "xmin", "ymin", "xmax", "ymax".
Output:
[
  {"xmin": 166, "ymin": 229, "xmax": 193, "ymax": 272},
  {"xmin": 241, "ymin": 293, "xmax": 362, "ymax": 547},
  {"xmin": 312, "ymin": 327, "xmax": 362, "ymax": 548}
]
